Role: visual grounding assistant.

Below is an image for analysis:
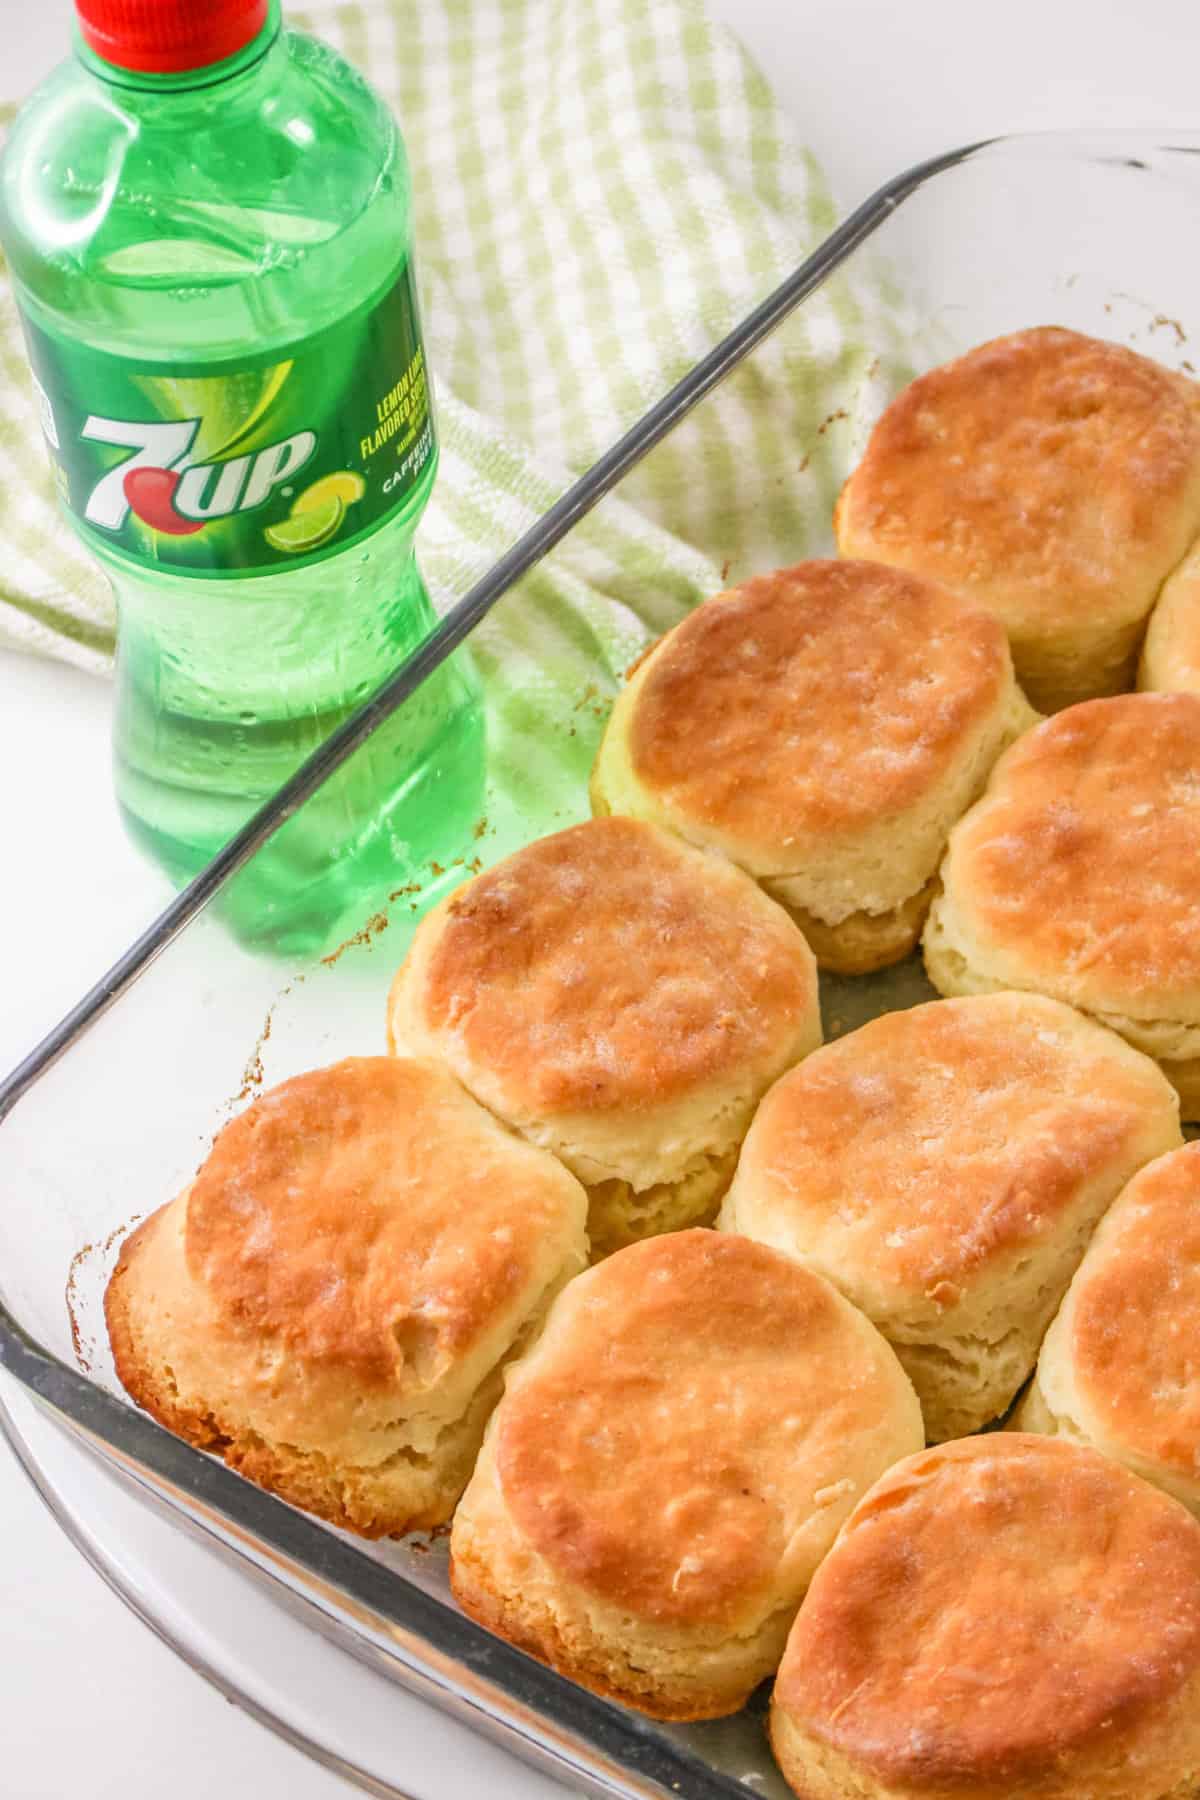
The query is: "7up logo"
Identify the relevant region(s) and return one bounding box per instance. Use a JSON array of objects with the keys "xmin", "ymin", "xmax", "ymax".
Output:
[{"xmin": 81, "ymin": 415, "xmax": 316, "ymax": 537}]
